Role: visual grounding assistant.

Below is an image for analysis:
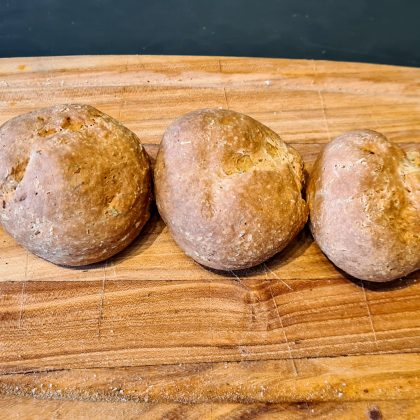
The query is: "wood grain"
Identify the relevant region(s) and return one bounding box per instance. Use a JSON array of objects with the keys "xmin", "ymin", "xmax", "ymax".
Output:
[
  {"xmin": 1, "ymin": 354, "xmax": 419, "ymax": 403},
  {"xmin": 0, "ymin": 55, "xmax": 419, "ymax": 416},
  {"xmin": 0, "ymin": 273, "xmax": 419, "ymax": 373},
  {"xmin": 2, "ymin": 395, "xmax": 418, "ymax": 420}
]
